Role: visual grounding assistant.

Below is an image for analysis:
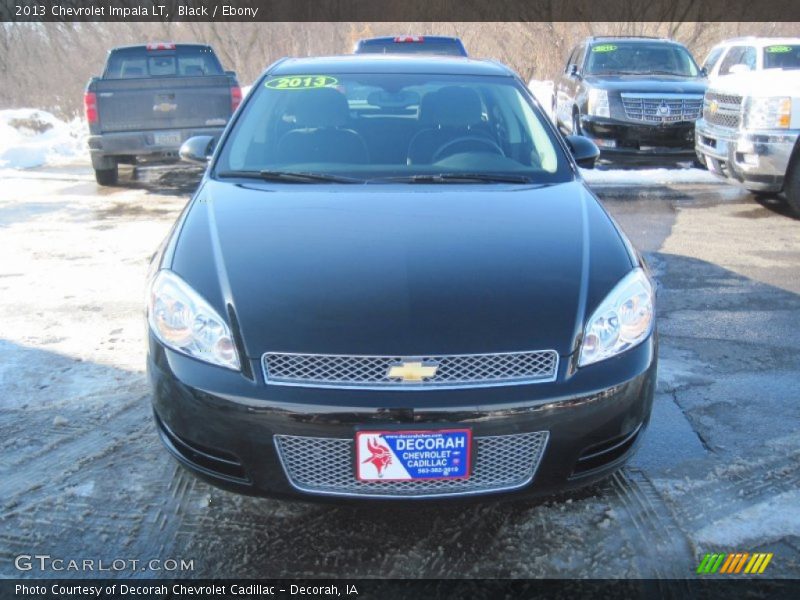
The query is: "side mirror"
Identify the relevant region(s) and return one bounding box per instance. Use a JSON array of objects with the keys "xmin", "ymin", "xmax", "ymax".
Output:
[
  {"xmin": 700, "ymin": 66, "xmax": 708, "ymax": 77},
  {"xmin": 569, "ymin": 64, "xmax": 581, "ymax": 79},
  {"xmin": 225, "ymin": 70, "xmax": 237, "ymax": 77},
  {"xmin": 180, "ymin": 136, "xmax": 215, "ymax": 164},
  {"xmin": 565, "ymin": 135, "xmax": 600, "ymax": 169}
]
